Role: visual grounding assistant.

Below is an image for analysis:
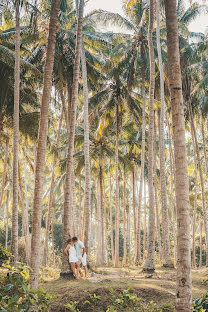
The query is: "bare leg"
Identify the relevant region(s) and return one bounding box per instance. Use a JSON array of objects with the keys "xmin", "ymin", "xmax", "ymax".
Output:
[
  {"xmin": 76, "ymin": 262, "xmax": 80, "ymax": 279},
  {"xmin": 83, "ymin": 265, "xmax": 87, "ymax": 277},
  {"xmin": 71, "ymin": 263, "xmax": 76, "ymax": 278}
]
